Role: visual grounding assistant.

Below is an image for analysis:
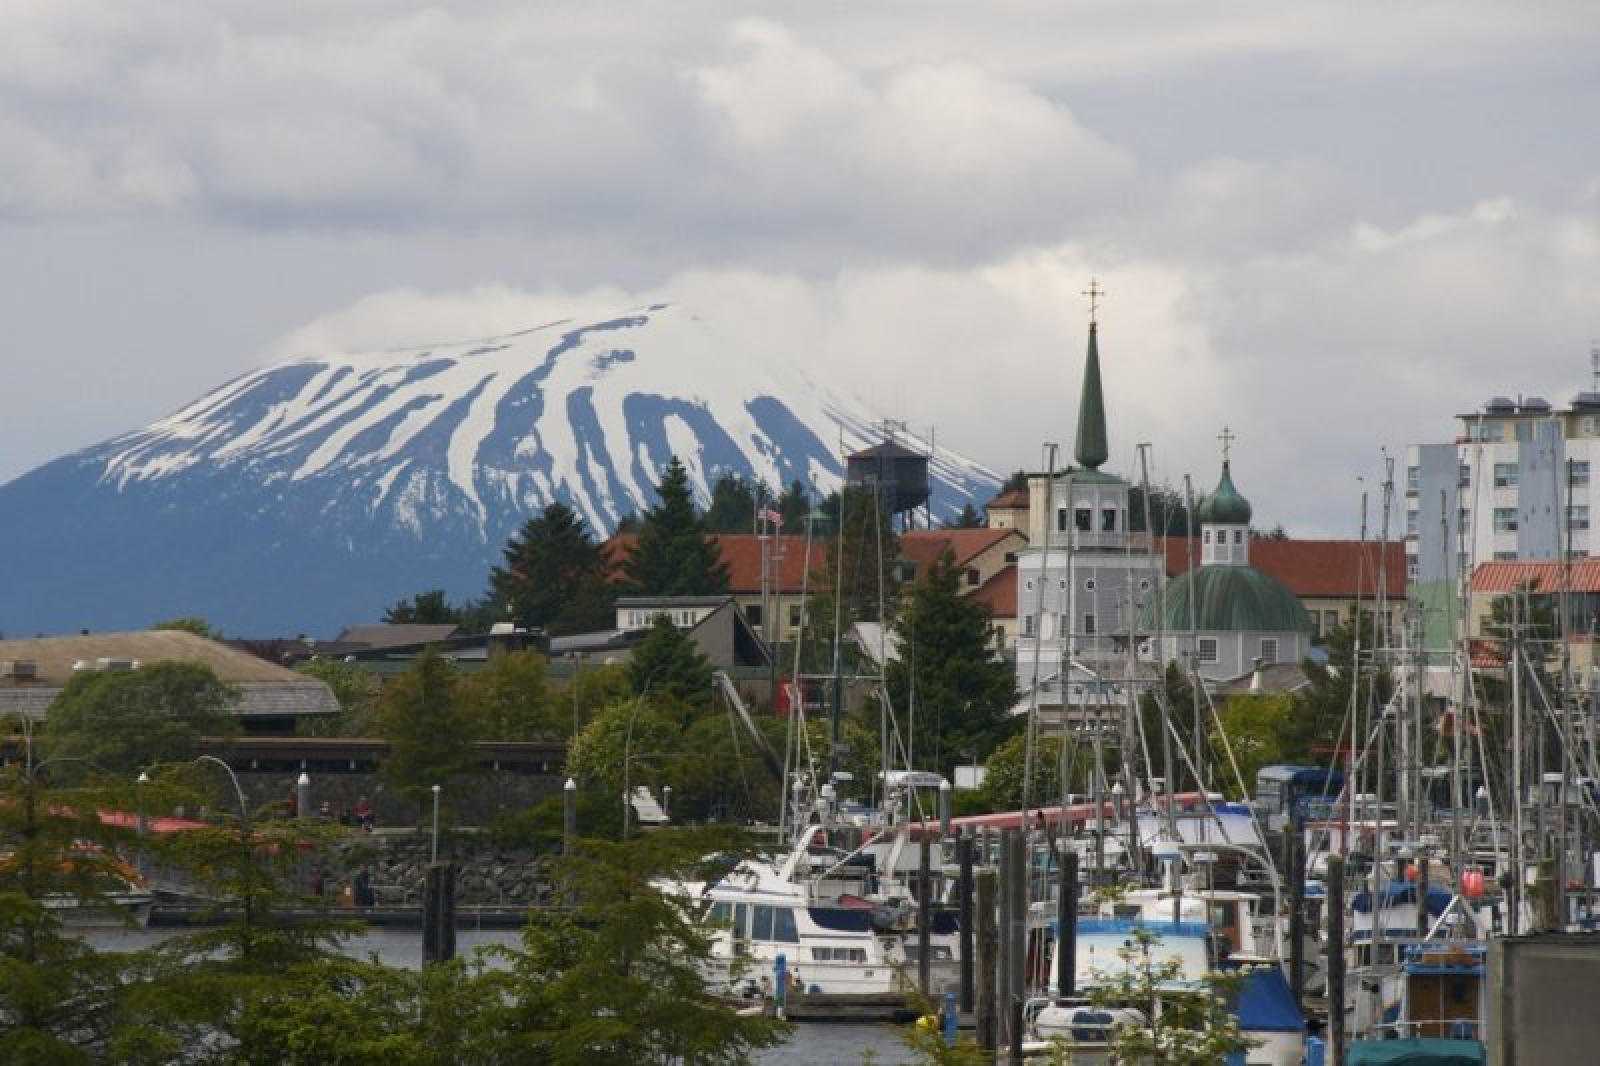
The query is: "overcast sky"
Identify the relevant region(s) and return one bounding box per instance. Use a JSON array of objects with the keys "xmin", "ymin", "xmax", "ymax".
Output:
[{"xmin": 3, "ymin": 2, "xmax": 1598, "ymax": 537}]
